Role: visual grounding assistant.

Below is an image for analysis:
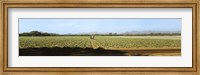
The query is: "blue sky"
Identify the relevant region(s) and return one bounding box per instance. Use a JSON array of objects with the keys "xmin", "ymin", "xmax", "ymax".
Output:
[{"xmin": 19, "ymin": 18, "xmax": 181, "ymax": 34}]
